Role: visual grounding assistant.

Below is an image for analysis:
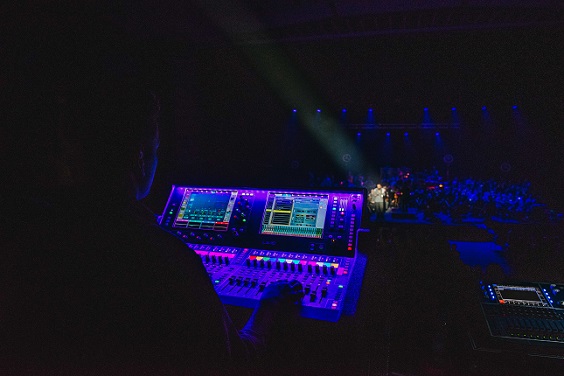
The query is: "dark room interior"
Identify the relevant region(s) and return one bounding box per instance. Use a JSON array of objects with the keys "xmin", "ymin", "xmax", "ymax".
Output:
[{"xmin": 2, "ymin": 1, "xmax": 563, "ymax": 375}]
